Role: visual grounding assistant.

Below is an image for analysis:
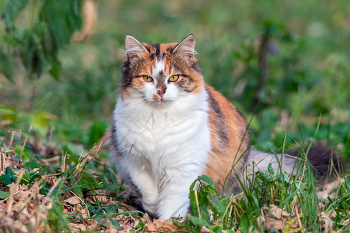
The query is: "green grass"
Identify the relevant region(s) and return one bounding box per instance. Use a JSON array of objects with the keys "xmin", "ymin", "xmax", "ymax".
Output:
[{"xmin": 0, "ymin": 120, "xmax": 349, "ymax": 232}]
